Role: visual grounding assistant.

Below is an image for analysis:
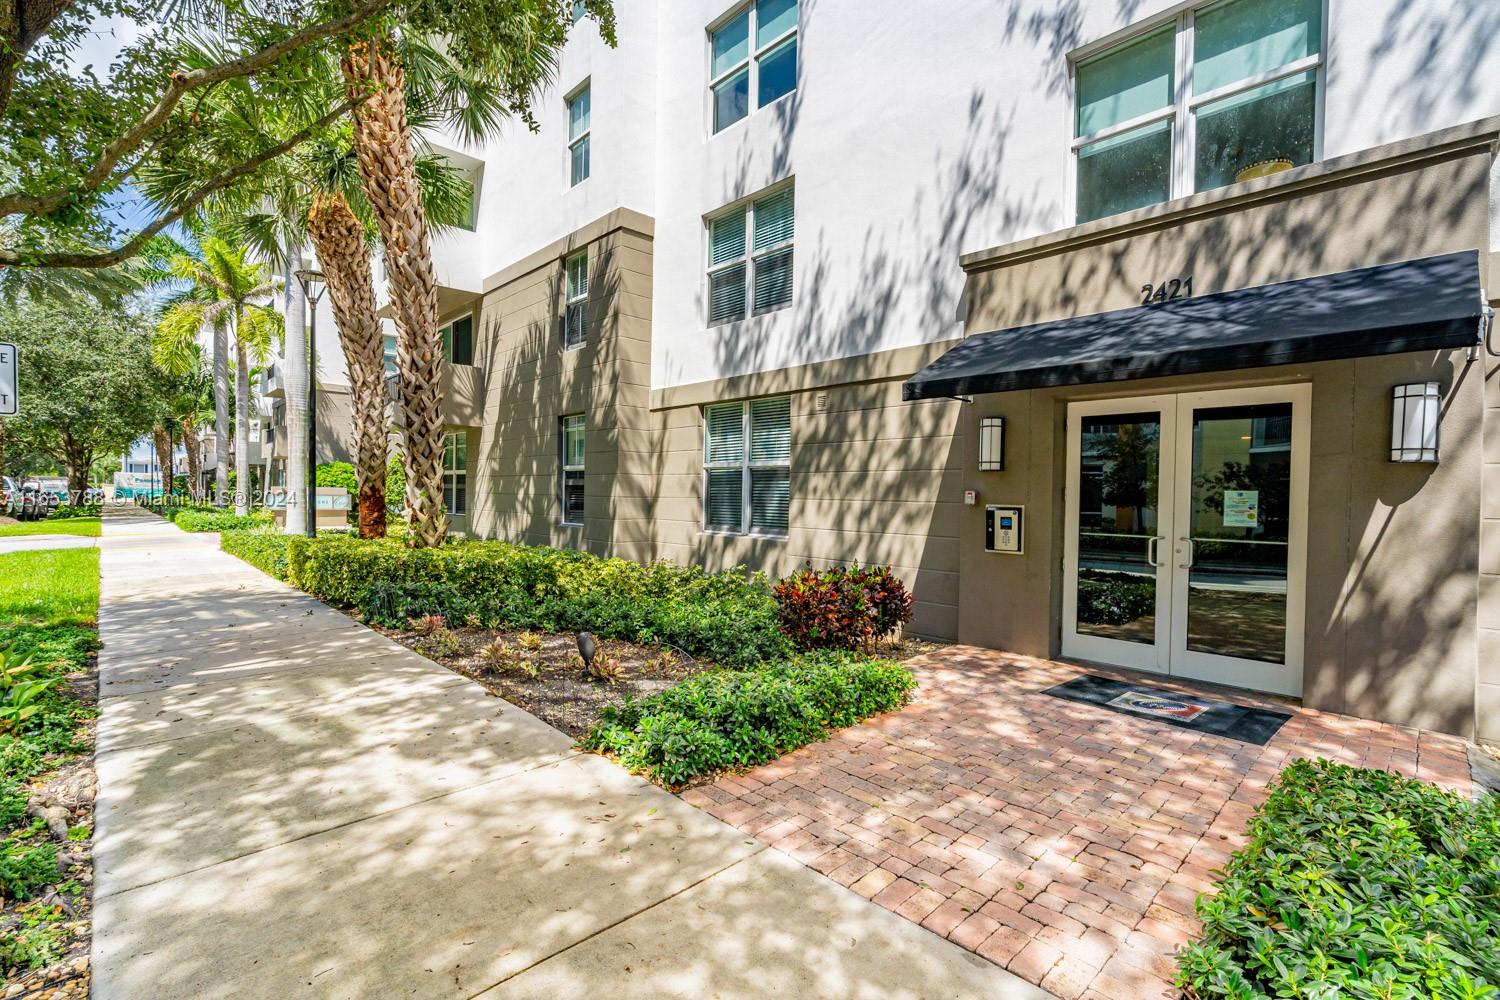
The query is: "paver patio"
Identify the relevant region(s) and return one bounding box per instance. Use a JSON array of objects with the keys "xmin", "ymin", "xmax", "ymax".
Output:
[
  {"xmin": 684, "ymin": 646, "xmax": 1475, "ymax": 1000},
  {"xmin": 91, "ymin": 508, "xmax": 1050, "ymax": 999}
]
